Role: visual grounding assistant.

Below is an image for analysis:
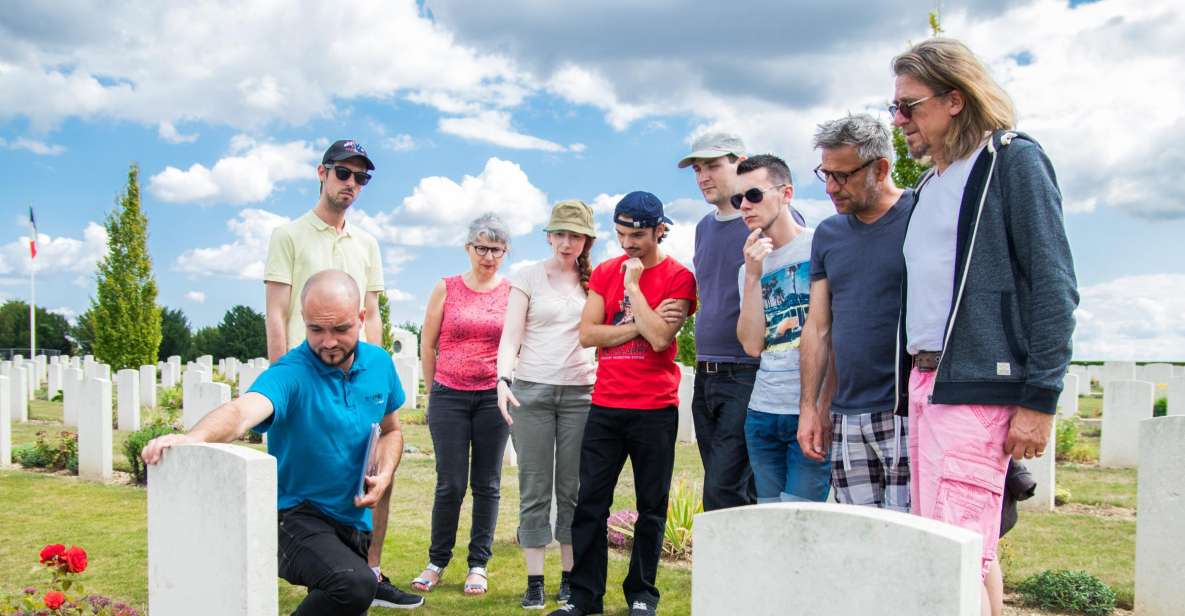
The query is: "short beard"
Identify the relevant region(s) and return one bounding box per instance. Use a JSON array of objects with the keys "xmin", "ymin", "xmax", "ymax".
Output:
[{"xmin": 315, "ymin": 344, "xmax": 356, "ymax": 369}]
